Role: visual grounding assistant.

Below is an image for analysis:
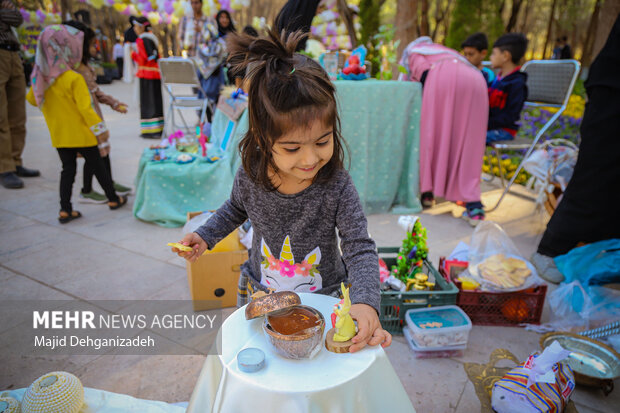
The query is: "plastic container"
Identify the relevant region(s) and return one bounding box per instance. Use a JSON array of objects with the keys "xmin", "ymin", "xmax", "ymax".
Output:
[
  {"xmin": 379, "ymin": 247, "xmax": 458, "ymax": 335},
  {"xmin": 403, "ymin": 327, "xmax": 465, "ymax": 359},
  {"xmin": 405, "ymin": 305, "xmax": 472, "ymax": 348}
]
